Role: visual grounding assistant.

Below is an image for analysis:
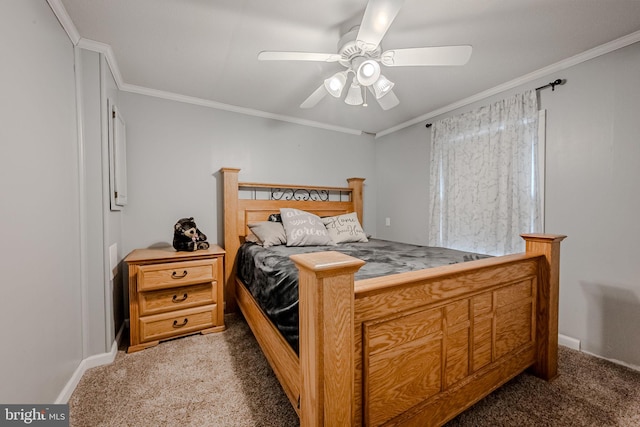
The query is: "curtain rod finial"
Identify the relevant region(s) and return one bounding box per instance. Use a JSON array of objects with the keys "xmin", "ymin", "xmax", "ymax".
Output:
[{"xmin": 550, "ymin": 79, "xmax": 565, "ymax": 91}]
